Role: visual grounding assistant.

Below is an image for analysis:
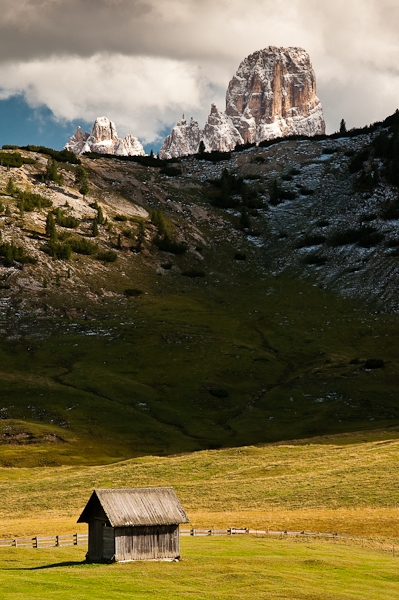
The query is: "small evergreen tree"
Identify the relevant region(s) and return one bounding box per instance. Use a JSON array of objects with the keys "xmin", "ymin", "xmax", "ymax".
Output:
[
  {"xmin": 137, "ymin": 221, "xmax": 146, "ymax": 251},
  {"xmin": 117, "ymin": 233, "xmax": 122, "ymax": 249},
  {"xmin": 6, "ymin": 177, "xmax": 14, "ymax": 196},
  {"xmin": 43, "ymin": 158, "xmax": 62, "ymax": 184},
  {"xmin": 5, "ymin": 204, "xmax": 11, "ymax": 217},
  {"xmin": 45, "ymin": 211, "xmax": 57, "ymax": 241},
  {"xmin": 79, "ymin": 179, "xmax": 89, "ymax": 199},
  {"xmin": 240, "ymin": 207, "xmax": 251, "ymax": 229},
  {"xmin": 198, "ymin": 140, "xmax": 206, "ymax": 155},
  {"xmin": 97, "ymin": 205, "xmax": 104, "ymax": 224},
  {"xmin": 340, "ymin": 119, "xmax": 347, "ymax": 134},
  {"xmin": 92, "ymin": 218, "xmax": 98, "ymax": 237}
]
